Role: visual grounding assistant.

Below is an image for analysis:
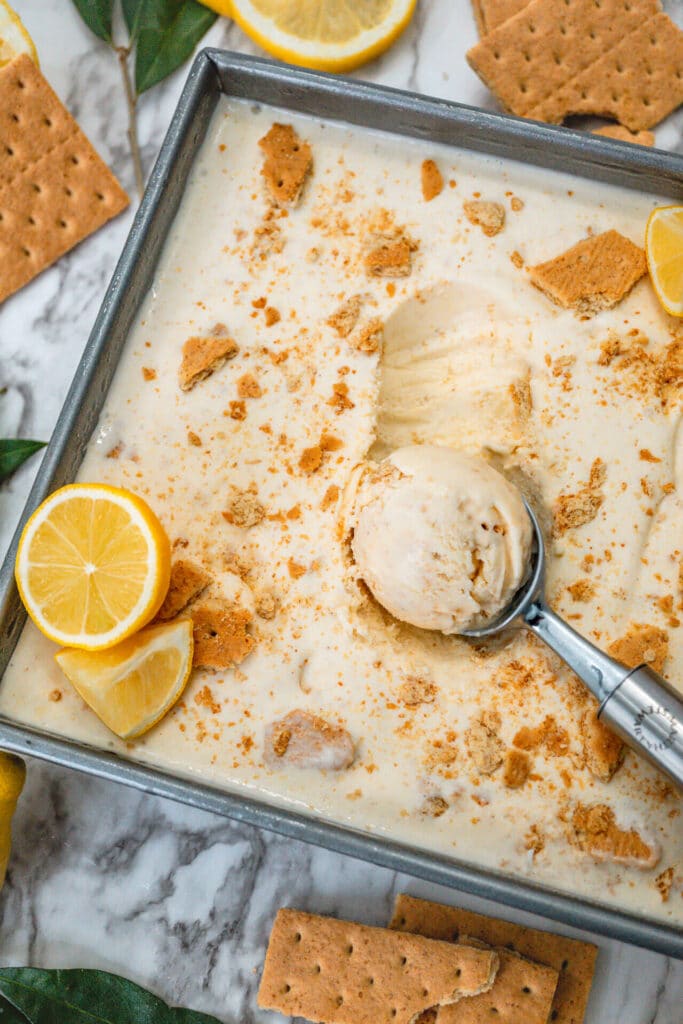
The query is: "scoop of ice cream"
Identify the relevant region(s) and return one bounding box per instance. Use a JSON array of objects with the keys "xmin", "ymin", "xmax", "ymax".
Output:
[{"xmin": 350, "ymin": 445, "xmax": 532, "ymax": 633}]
